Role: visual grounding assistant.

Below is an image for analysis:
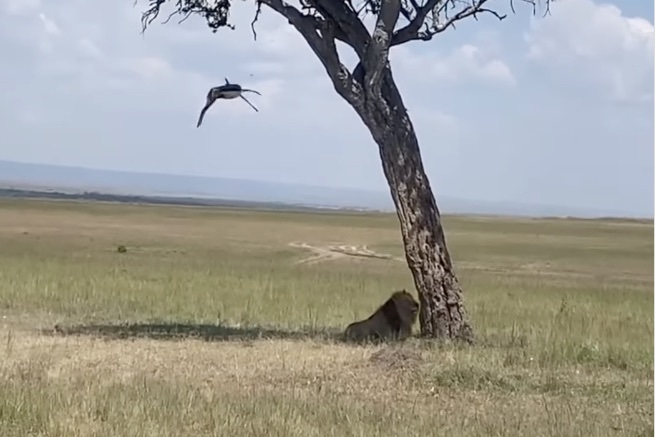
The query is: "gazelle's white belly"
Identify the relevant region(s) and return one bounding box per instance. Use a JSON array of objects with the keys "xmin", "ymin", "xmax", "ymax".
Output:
[{"xmin": 222, "ymin": 90, "xmax": 241, "ymax": 99}]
